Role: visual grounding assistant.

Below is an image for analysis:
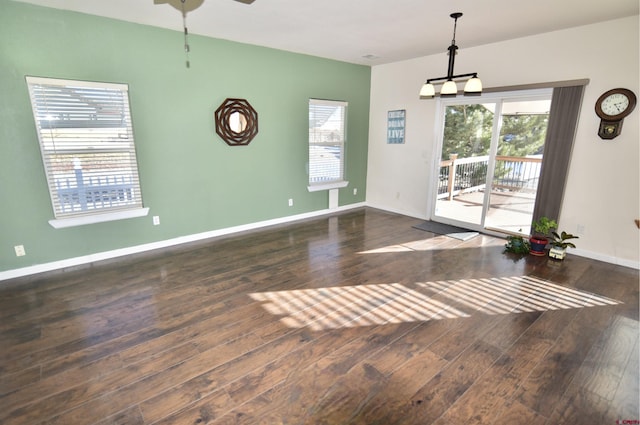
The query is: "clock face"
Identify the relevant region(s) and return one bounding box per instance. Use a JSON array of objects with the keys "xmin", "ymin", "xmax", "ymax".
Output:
[
  {"xmin": 595, "ymin": 88, "xmax": 637, "ymax": 120},
  {"xmin": 600, "ymin": 93, "xmax": 630, "ymax": 116}
]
